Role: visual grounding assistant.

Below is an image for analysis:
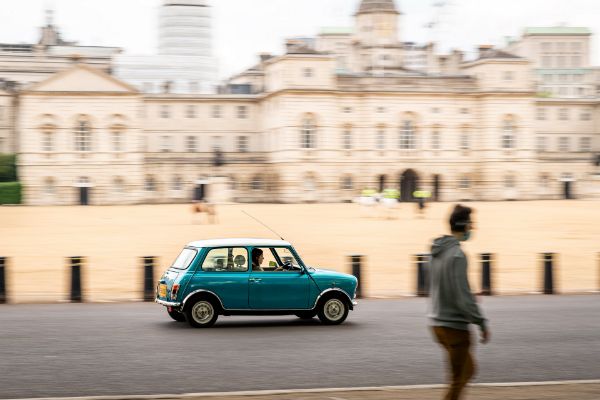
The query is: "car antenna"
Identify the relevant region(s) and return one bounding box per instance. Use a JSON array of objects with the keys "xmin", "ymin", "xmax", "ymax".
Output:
[{"xmin": 242, "ymin": 210, "xmax": 285, "ymax": 241}]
